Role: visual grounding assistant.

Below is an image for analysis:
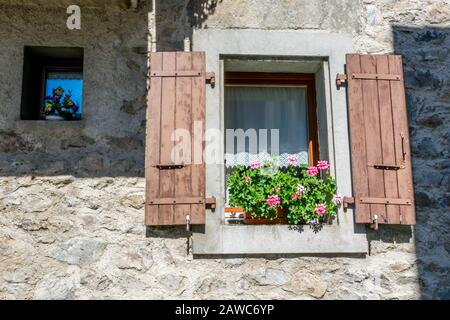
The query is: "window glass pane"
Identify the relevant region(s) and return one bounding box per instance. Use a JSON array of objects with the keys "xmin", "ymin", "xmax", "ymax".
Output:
[
  {"xmin": 43, "ymin": 71, "xmax": 83, "ymax": 120},
  {"xmin": 225, "ymin": 86, "xmax": 309, "ymax": 167}
]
